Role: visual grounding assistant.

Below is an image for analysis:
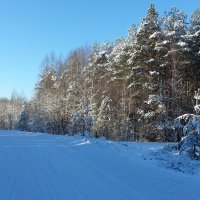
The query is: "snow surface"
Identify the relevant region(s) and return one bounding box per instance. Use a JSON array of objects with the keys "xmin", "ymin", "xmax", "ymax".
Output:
[{"xmin": 0, "ymin": 130, "xmax": 199, "ymax": 200}]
